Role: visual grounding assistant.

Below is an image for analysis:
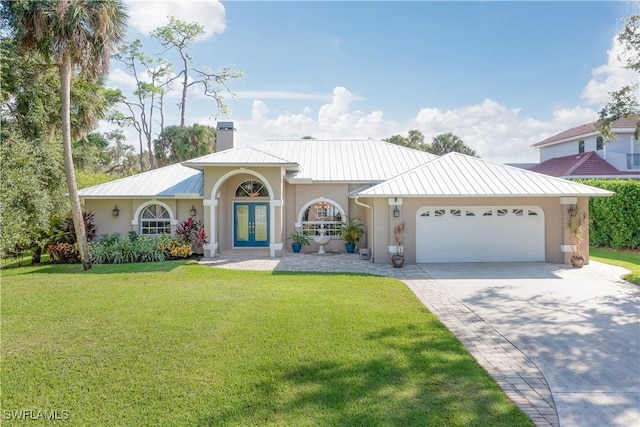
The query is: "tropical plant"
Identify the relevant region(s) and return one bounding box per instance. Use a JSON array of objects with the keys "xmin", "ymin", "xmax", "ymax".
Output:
[
  {"xmin": 288, "ymin": 231, "xmax": 310, "ymax": 246},
  {"xmin": 175, "ymin": 217, "xmax": 209, "ymax": 249},
  {"xmin": 567, "ymin": 207, "xmax": 588, "ymax": 260},
  {"xmin": 340, "ymin": 217, "xmax": 364, "ymax": 245},
  {"xmin": 7, "ymin": 0, "xmax": 127, "ymax": 270},
  {"xmin": 393, "ymin": 221, "xmax": 406, "ymax": 249}
]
